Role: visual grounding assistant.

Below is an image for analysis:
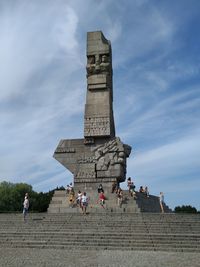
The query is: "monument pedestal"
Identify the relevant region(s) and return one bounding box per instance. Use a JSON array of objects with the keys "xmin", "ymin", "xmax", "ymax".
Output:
[
  {"xmin": 48, "ymin": 190, "xmax": 172, "ymax": 213},
  {"xmin": 54, "ymin": 137, "xmax": 131, "ymax": 192}
]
